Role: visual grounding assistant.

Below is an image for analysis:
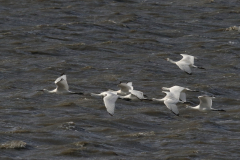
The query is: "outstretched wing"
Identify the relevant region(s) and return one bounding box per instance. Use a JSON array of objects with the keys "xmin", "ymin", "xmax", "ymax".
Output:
[
  {"xmin": 103, "ymin": 93, "xmax": 119, "ymax": 116},
  {"xmin": 55, "ymin": 75, "xmax": 69, "ymax": 91},
  {"xmin": 198, "ymin": 96, "xmax": 212, "ymax": 109},
  {"xmin": 127, "ymin": 82, "xmax": 134, "ymax": 90},
  {"xmin": 180, "ymin": 54, "xmax": 195, "ymax": 64},
  {"xmin": 176, "ymin": 62, "xmax": 192, "ymax": 74},
  {"xmin": 130, "ymin": 90, "xmax": 145, "ymax": 99},
  {"xmin": 164, "ymin": 99, "xmax": 179, "ymax": 116},
  {"xmin": 179, "ymin": 92, "xmax": 187, "ymax": 102},
  {"xmin": 55, "ymin": 74, "xmax": 67, "ymax": 83},
  {"xmin": 169, "ymin": 86, "xmax": 185, "ymax": 100},
  {"xmin": 118, "ymin": 83, "xmax": 131, "ymax": 93}
]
